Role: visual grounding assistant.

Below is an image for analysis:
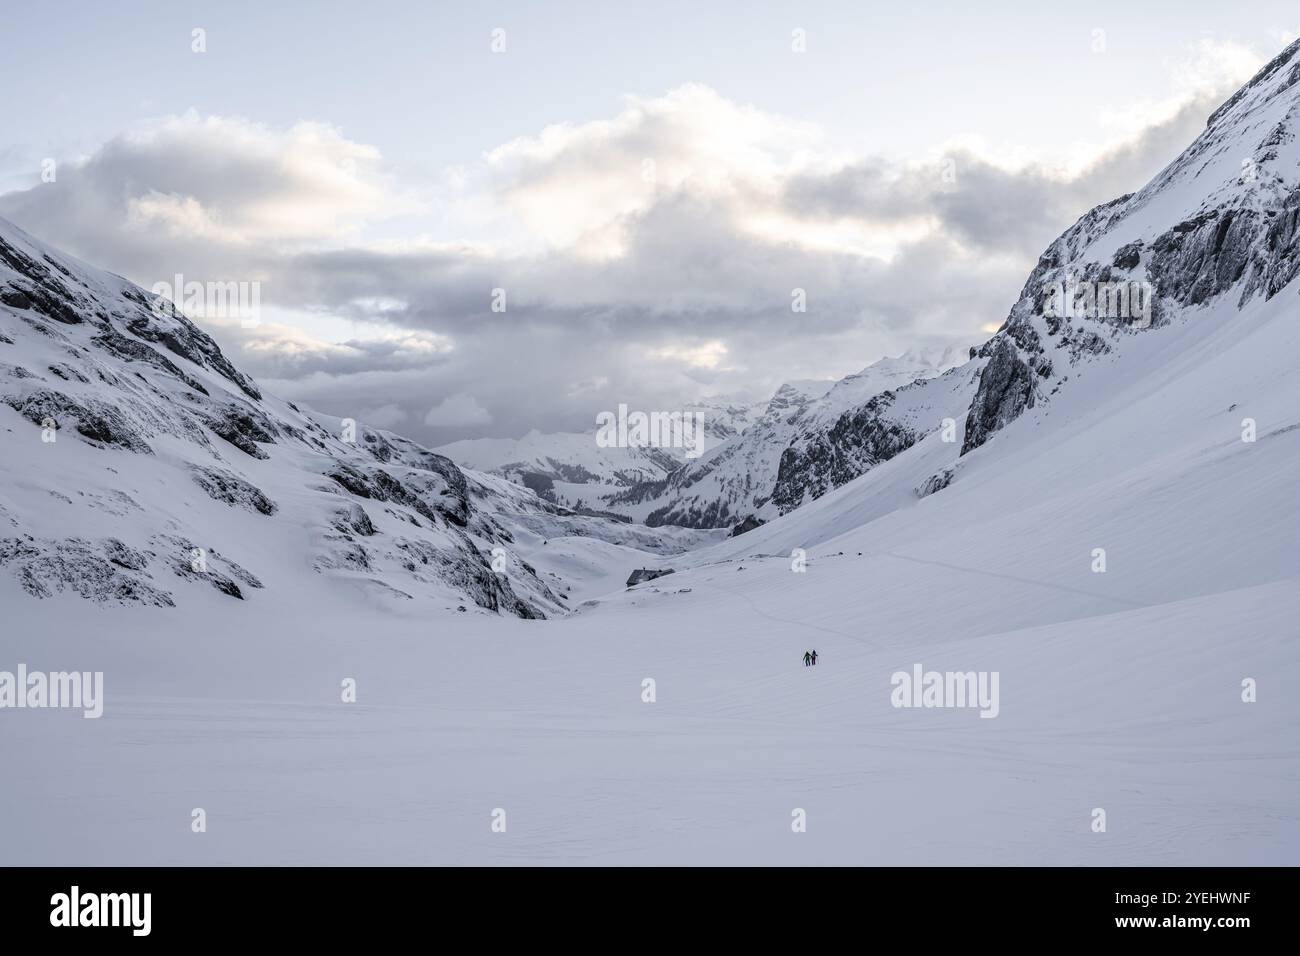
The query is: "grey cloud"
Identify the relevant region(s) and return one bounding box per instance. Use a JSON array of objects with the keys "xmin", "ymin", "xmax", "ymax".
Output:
[
  {"xmin": 781, "ymin": 93, "xmax": 1224, "ymax": 260},
  {"xmin": 0, "ymin": 93, "xmax": 1230, "ymax": 445}
]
